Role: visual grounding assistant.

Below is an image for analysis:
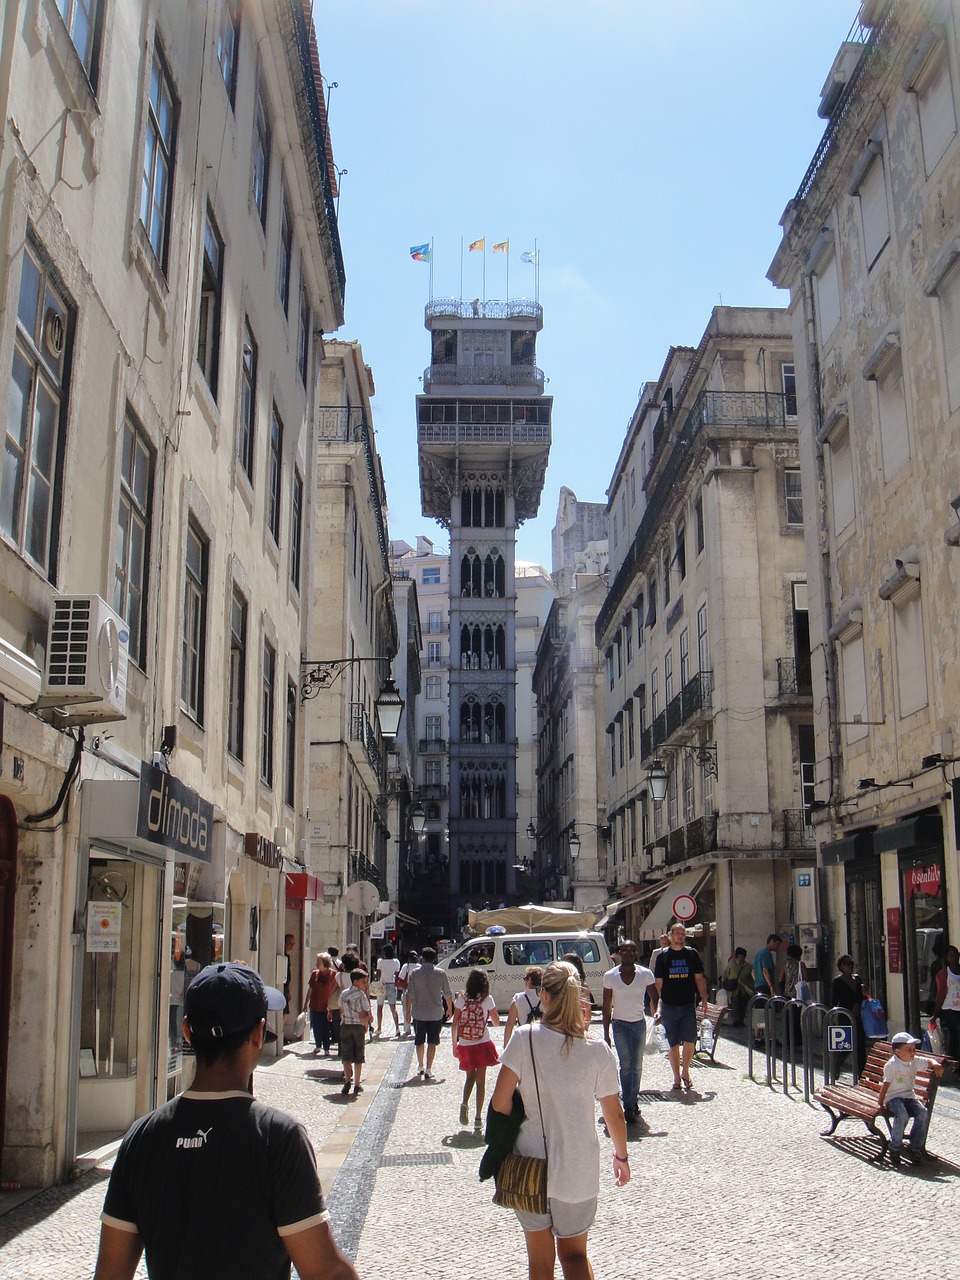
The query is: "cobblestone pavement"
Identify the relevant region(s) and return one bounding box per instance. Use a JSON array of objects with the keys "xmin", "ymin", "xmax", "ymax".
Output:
[{"xmin": 0, "ymin": 1025, "xmax": 956, "ymax": 1279}]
